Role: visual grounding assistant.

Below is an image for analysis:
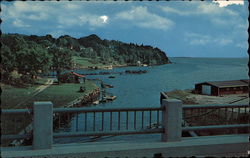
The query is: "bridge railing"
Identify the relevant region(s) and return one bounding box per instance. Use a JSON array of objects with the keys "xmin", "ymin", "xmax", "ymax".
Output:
[
  {"xmin": 53, "ymin": 106, "xmax": 163, "ymax": 138},
  {"xmin": 1, "ymin": 100, "xmax": 249, "ymax": 150},
  {"xmin": 1, "ymin": 109, "xmax": 32, "ymax": 143},
  {"xmin": 182, "ymin": 104, "xmax": 249, "ymax": 134}
]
